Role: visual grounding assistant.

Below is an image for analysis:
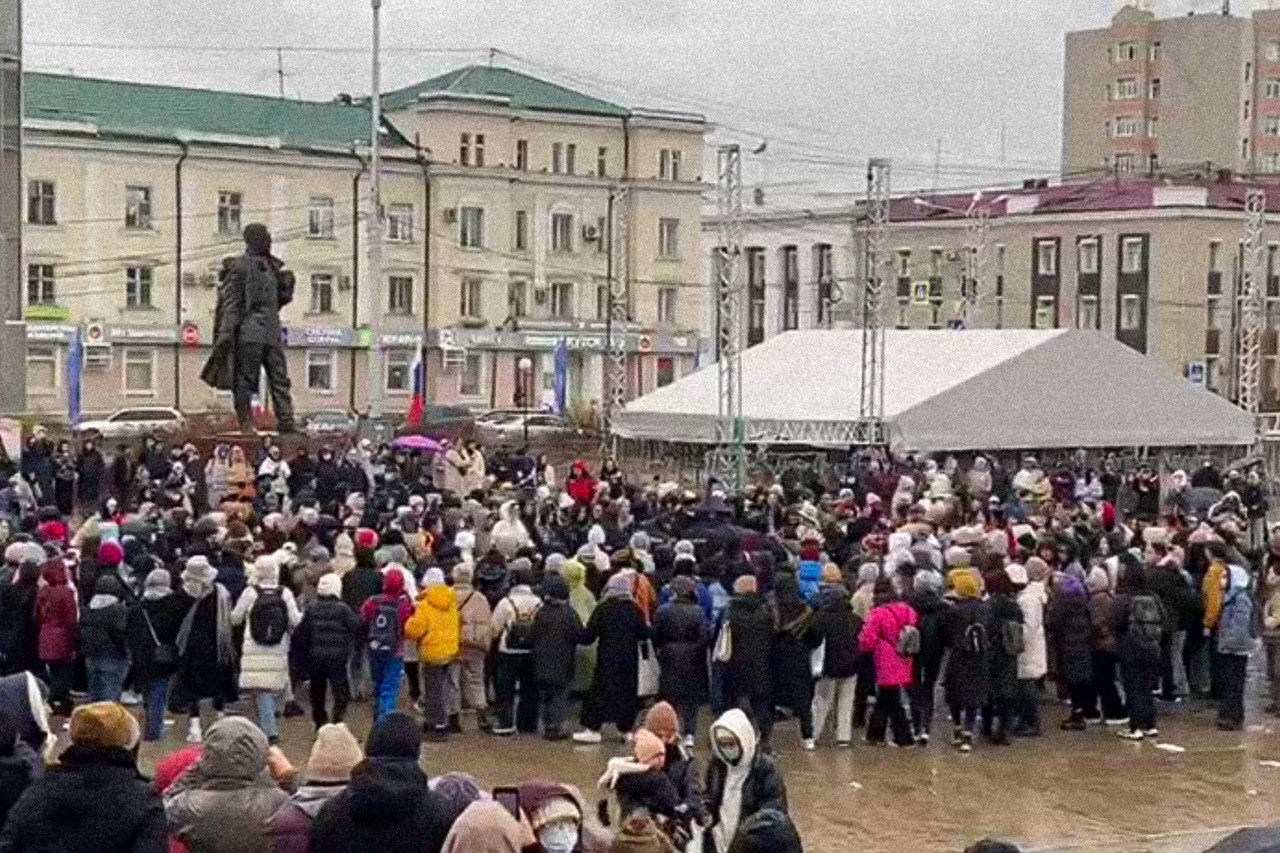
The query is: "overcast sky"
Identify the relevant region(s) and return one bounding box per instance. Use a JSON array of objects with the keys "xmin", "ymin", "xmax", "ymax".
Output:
[{"xmin": 21, "ymin": 0, "xmax": 1241, "ymax": 201}]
